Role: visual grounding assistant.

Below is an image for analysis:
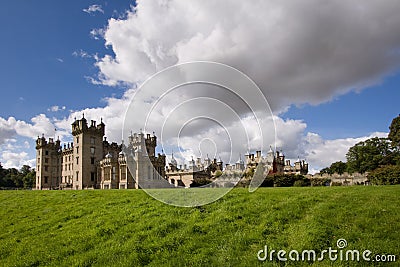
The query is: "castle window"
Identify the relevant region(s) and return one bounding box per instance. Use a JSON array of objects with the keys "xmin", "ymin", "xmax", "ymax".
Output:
[
  {"xmin": 148, "ymin": 166, "xmax": 152, "ymax": 179},
  {"xmin": 90, "ymin": 147, "xmax": 95, "ymax": 154},
  {"xmin": 91, "ymin": 157, "xmax": 95, "ymax": 164},
  {"xmin": 44, "ymin": 176, "xmax": 48, "ymax": 184},
  {"xmin": 45, "ymin": 150, "xmax": 48, "ymax": 156},
  {"xmin": 76, "ymin": 147, "xmax": 79, "ymax": 154},
  {"xmin": 91, "ymin": 172, "xmax": 95, "ymax": 182},
  {"xmin": 76, "ymin": 157, "xmax": 79, "ymax": 164},
  {"xmin": 121, "ymin": 169, "xmax": 126, "ymax": 180},
  {"xmin": 90, "ymin": 137, "xmax": 95, "ymax": 144},
  {"xmin": 112, "ymin": 166, "xmax": 116, "ymax": 180},
  {"xmin": 44, "ymin": 158, "xmax": 49, "ymax": 164},
  {"xmin": 76, "ymin": 171, "xmax": 79, "ymax": 181},
  {"xmin": 68, "ymin": 156, "xmax": 71, "ymax": 161},
  {"xmin": 44, "ymin": 166, "xmax": 48, "ymax": 172},
  {"xmin": 76, "ymin": 136, "xmax": 79, "ymax": 143},
  {"xmin": 37, "ymin": 158, "xmax": 40, "ymax": 164}
]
